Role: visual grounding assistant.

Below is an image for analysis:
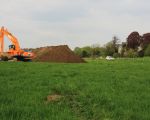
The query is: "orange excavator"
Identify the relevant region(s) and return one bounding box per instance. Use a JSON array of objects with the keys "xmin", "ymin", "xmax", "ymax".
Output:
[{"xmin": 0, "ymin": 26, "xmax": 34, "ymax": 61}]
